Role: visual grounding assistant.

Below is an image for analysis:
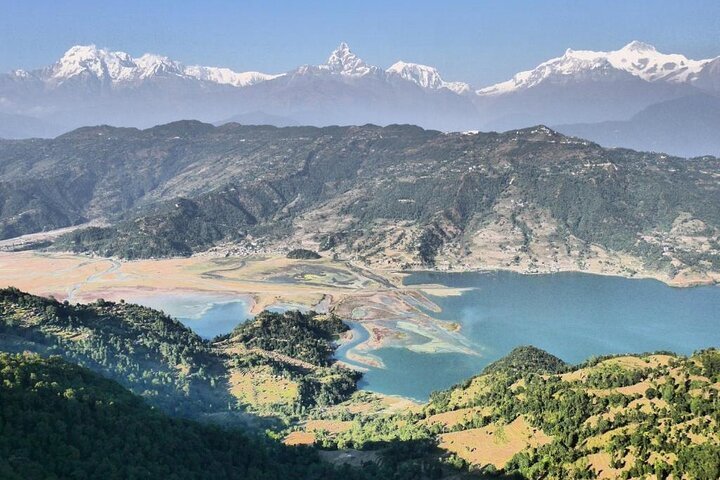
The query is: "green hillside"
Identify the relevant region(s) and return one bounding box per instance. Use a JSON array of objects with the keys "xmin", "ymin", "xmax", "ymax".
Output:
[
  {"xmin": 312, "ymin": 348, "xmax": 720, "ymax": 479},
  {"xmin": 0, "ymin": 288, "xmax": 359, "ymax": 420},
  {"xmin": 2, "ymin": 289, "xmax": 718, "ymax": 479},
  {"xmin": 0, "ymin": 352, "xmax": 371, "ymax": 480}
]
